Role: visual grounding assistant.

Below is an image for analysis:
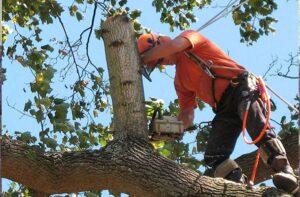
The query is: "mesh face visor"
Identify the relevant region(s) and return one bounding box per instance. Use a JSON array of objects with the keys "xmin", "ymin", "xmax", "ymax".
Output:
[
  {"xmin": 140, "ymin": 34, "xmax": 164, "ymax": 81},
  {"xmin": 140, "ymin": 34, "xmax": 161, "ymax": 54}
]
